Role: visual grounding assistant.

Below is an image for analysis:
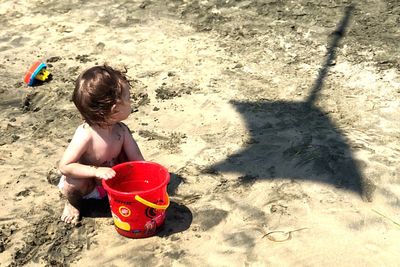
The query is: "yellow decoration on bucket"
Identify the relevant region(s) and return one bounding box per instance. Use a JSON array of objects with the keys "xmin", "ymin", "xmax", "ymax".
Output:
[{"xmin": 112, "ymin": 213, "xmax": 131, "ymax": 231}]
